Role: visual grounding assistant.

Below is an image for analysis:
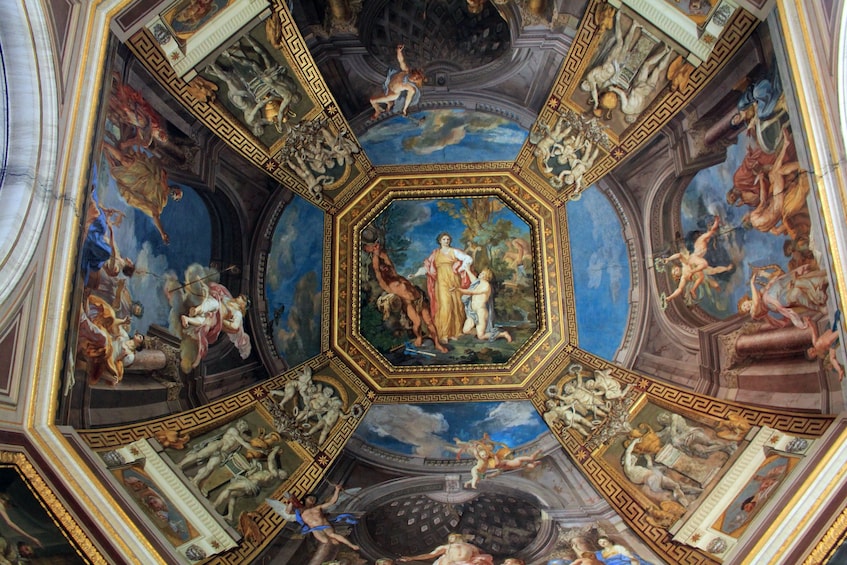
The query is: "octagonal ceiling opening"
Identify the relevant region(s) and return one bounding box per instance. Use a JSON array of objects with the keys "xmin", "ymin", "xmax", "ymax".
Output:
[{"xmin": 332, "ymin": 172, "xmax": 570, "ymax": 391}]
